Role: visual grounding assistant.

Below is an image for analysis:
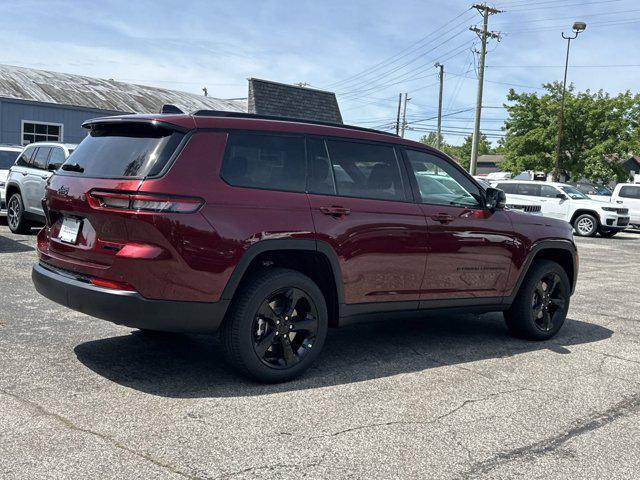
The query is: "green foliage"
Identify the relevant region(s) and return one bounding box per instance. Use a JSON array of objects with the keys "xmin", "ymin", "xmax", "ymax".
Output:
[
  {"xmin": 500, "ymin": 82, "xmax": 640, "ymax": 183},
  {"xmin": 419, "ymin": 132, "xmax": 493, "ymax": 170}
]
